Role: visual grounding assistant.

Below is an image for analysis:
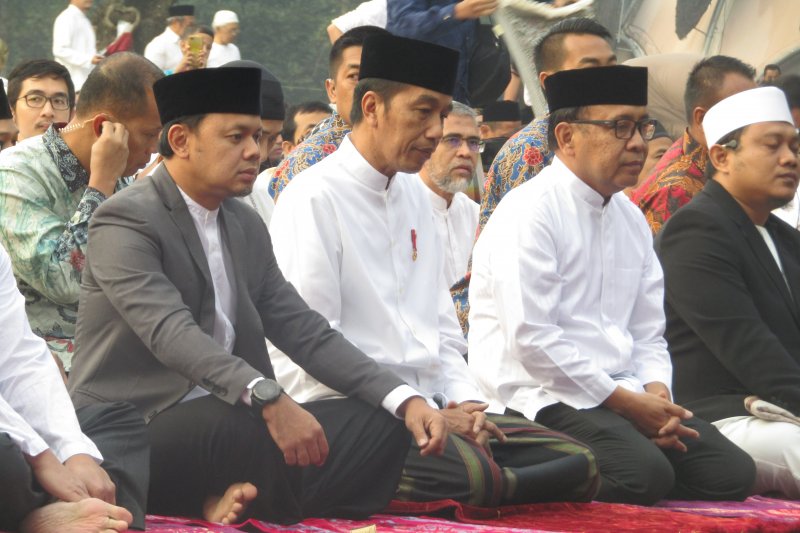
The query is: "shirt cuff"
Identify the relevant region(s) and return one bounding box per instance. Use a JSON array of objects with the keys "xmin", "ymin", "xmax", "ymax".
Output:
[
  {"xmin": 381, "ymin": 384, "xmax": 425, "ymax": 419},
  {"xmin": 54, "ymin": 439, "xmax": 103, "ymax": 465},
  {"xmin": 240, "ymin": 377, "xmax": 265, "ymax": 406}
]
